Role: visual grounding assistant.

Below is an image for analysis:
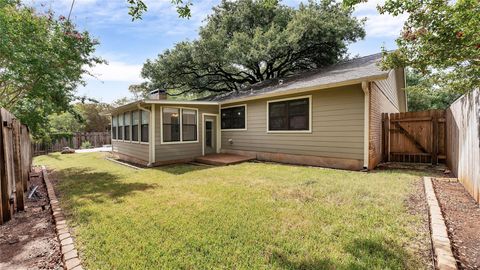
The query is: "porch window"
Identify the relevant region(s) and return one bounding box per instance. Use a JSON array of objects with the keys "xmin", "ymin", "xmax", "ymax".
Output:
[
  {"xmin": 118, "ymin": 113, "xmax": 124, "ymax": 140},
  {"xmin": 112, "ymin": 115, "xmax": 117, "ymax": 140},
  {"xmin": 268, "ymin": 97, "xmax": 310, "ymax": 131},
  {"xmin": 132, "ymin": 111, "xmax": 139, "ymax": 142},
  {"xmin": 221, "ymin": 105, "xmax": 246, "ymax": 130},
  {"xmin": 141, "ymin": 110, "xmax": 149, "ymax": 142},
  {"xmin": 124, "ymin": 112, "xmax": 131, "ymax": 141},
  {"xmin": 163, "ymin": 108, "xmax": 180, "ymax": 142},
  {"xmin": 182, "ymin": 109, "xmax": 197, "ymax": 141}
]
